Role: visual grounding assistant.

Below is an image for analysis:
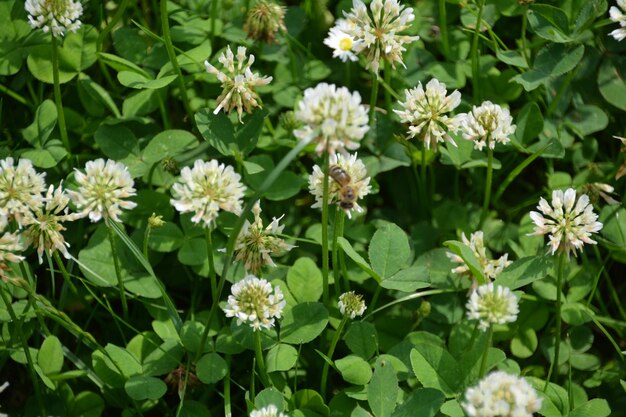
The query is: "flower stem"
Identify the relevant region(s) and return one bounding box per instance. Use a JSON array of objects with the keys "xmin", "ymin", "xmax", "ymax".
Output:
[
  {"xmin": 143, "ymin": 224, "xmax": 152, "ymax": 259},
  {"xmin": 210, "ymin": 0, "xmax": 219, "ymax": 42},
  {"xmin": 224, "ymin": 355, "xmax": 232, "ymax": 417},
  {"xmin": 206, "ymin": 227, "xmax": 217, "ymax": 305},
  {"xmin": 369, "ymin": 71, "xmax": 379, "ymax": 127},
  {"xmin": 480, "ymin": 146, "xmax": 494, "ymax": 227},
  {"xmin": 545, "ymin": 252, "xmax": 566, "ymax": 390},
  {"xmin": 320, "ymin": 316, "xmax": 348, "ymax": 400},
  {"xmin": 383, "ymin": 60, "xmax": 392, "ymax": 114},
  {"xmin": 332, "ymin": 207, "xmax": 345, "ymax": 297},
  {"xmin": 322, "ymin": 151, "xmax": 330, "ymax": 305},
  {"xmin": 421, "ymin": 146, "xmax": 429, "ymax": 220},
  {"xmin": 470, "ymin": 0, "xmax": 485, "ymax": 102},
  {"xmin": 107, "ymin": 222, "xmax": 129, "ymax": 320},
  {"xmin": 51, "ymin": 36, "xmax": 71, "ymax": 157},
  {"xmin": 53, "ymin": 251, "xmax": 77, "ymax": 296},
  {"xmin": 438, "ymin": 0, "xmax": 450, "ymax": 58},
  {"xmin": 0, "ymin": 285, "xmax": 47, "ymax": 417},
  {"xmin": 254, "ymin": 331, "xmax": 271, "ymax": 388},
  {"xmin": 479, "ymin": 326, "xmax": 493, "ymax": 378}
]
